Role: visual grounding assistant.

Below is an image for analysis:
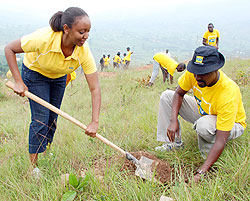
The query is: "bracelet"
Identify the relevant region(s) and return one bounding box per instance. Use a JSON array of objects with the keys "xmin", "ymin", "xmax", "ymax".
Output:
[{"xmin": 196, "ymin": 169, "xmax": 207, "ymax": 176}]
